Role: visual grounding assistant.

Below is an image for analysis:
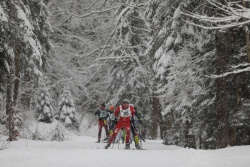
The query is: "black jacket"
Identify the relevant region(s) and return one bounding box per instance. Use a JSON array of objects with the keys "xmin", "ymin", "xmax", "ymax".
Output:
[{"xmin": 94, "ymin": 109, "xmax": 109, "ymax": 120}]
